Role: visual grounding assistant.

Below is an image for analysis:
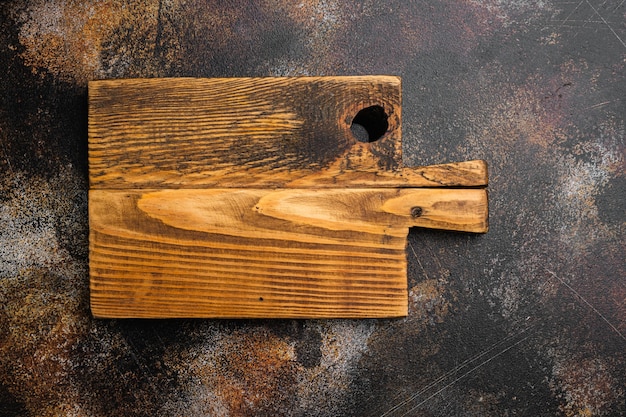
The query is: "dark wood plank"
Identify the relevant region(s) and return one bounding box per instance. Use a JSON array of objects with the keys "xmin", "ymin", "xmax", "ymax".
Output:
[{"xmin": 89, "ymin": 77, "xmax": 487, "ymax": 188}]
